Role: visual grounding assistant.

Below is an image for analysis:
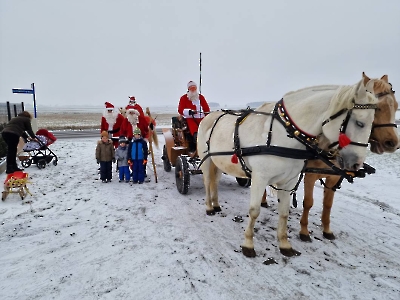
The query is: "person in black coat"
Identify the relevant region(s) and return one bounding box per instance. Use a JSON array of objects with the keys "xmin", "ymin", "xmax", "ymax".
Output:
[{"xmin": 1, "ymin": 111, "xmax": 37, "ymax": 174}]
